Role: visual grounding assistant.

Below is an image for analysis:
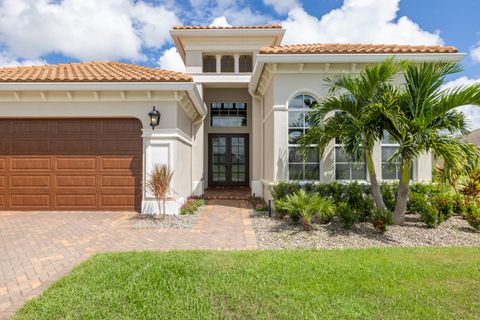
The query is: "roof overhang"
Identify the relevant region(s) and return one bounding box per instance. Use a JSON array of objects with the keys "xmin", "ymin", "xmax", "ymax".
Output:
[
  {"xmin": 249, "ymin": 52, "xmax": 466, "ymax": 94},
  {"xmin": 170, "ymin": 28, "xmax": 285, "ymax": 62},
  {"xmin": 0, "ymin": 81, "xmax": 207, "ymax": 118}
]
